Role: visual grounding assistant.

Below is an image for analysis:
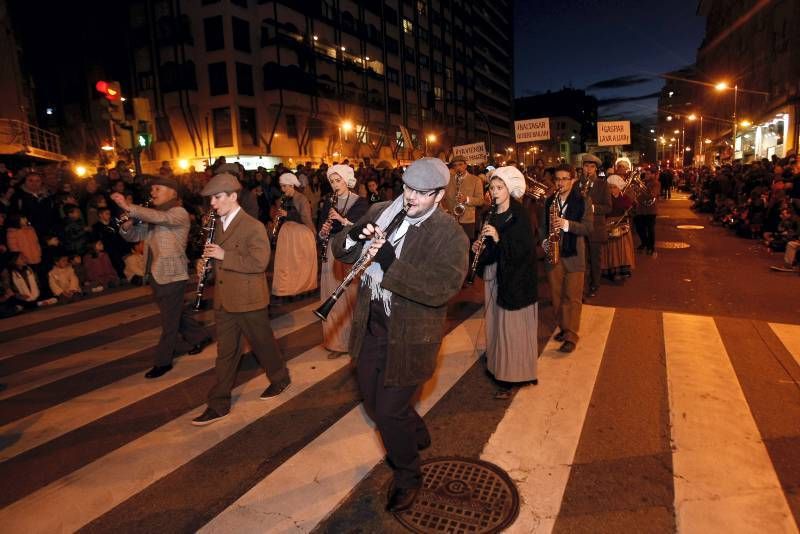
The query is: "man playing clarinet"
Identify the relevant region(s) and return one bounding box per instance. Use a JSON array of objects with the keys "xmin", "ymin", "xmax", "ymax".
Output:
[{"xmin": 331, "ymin": 158, "xmax": 468, "ymax": 512}]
